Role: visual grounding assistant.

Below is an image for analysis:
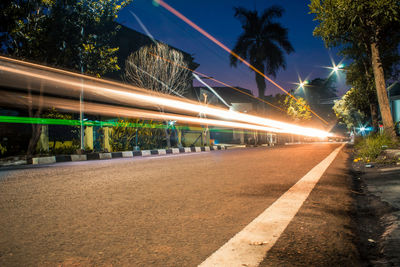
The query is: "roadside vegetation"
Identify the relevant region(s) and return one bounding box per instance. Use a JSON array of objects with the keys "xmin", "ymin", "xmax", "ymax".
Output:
[{"xmin": 354, "ymin": 133, "xmax": 399, "ymax": 163}]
